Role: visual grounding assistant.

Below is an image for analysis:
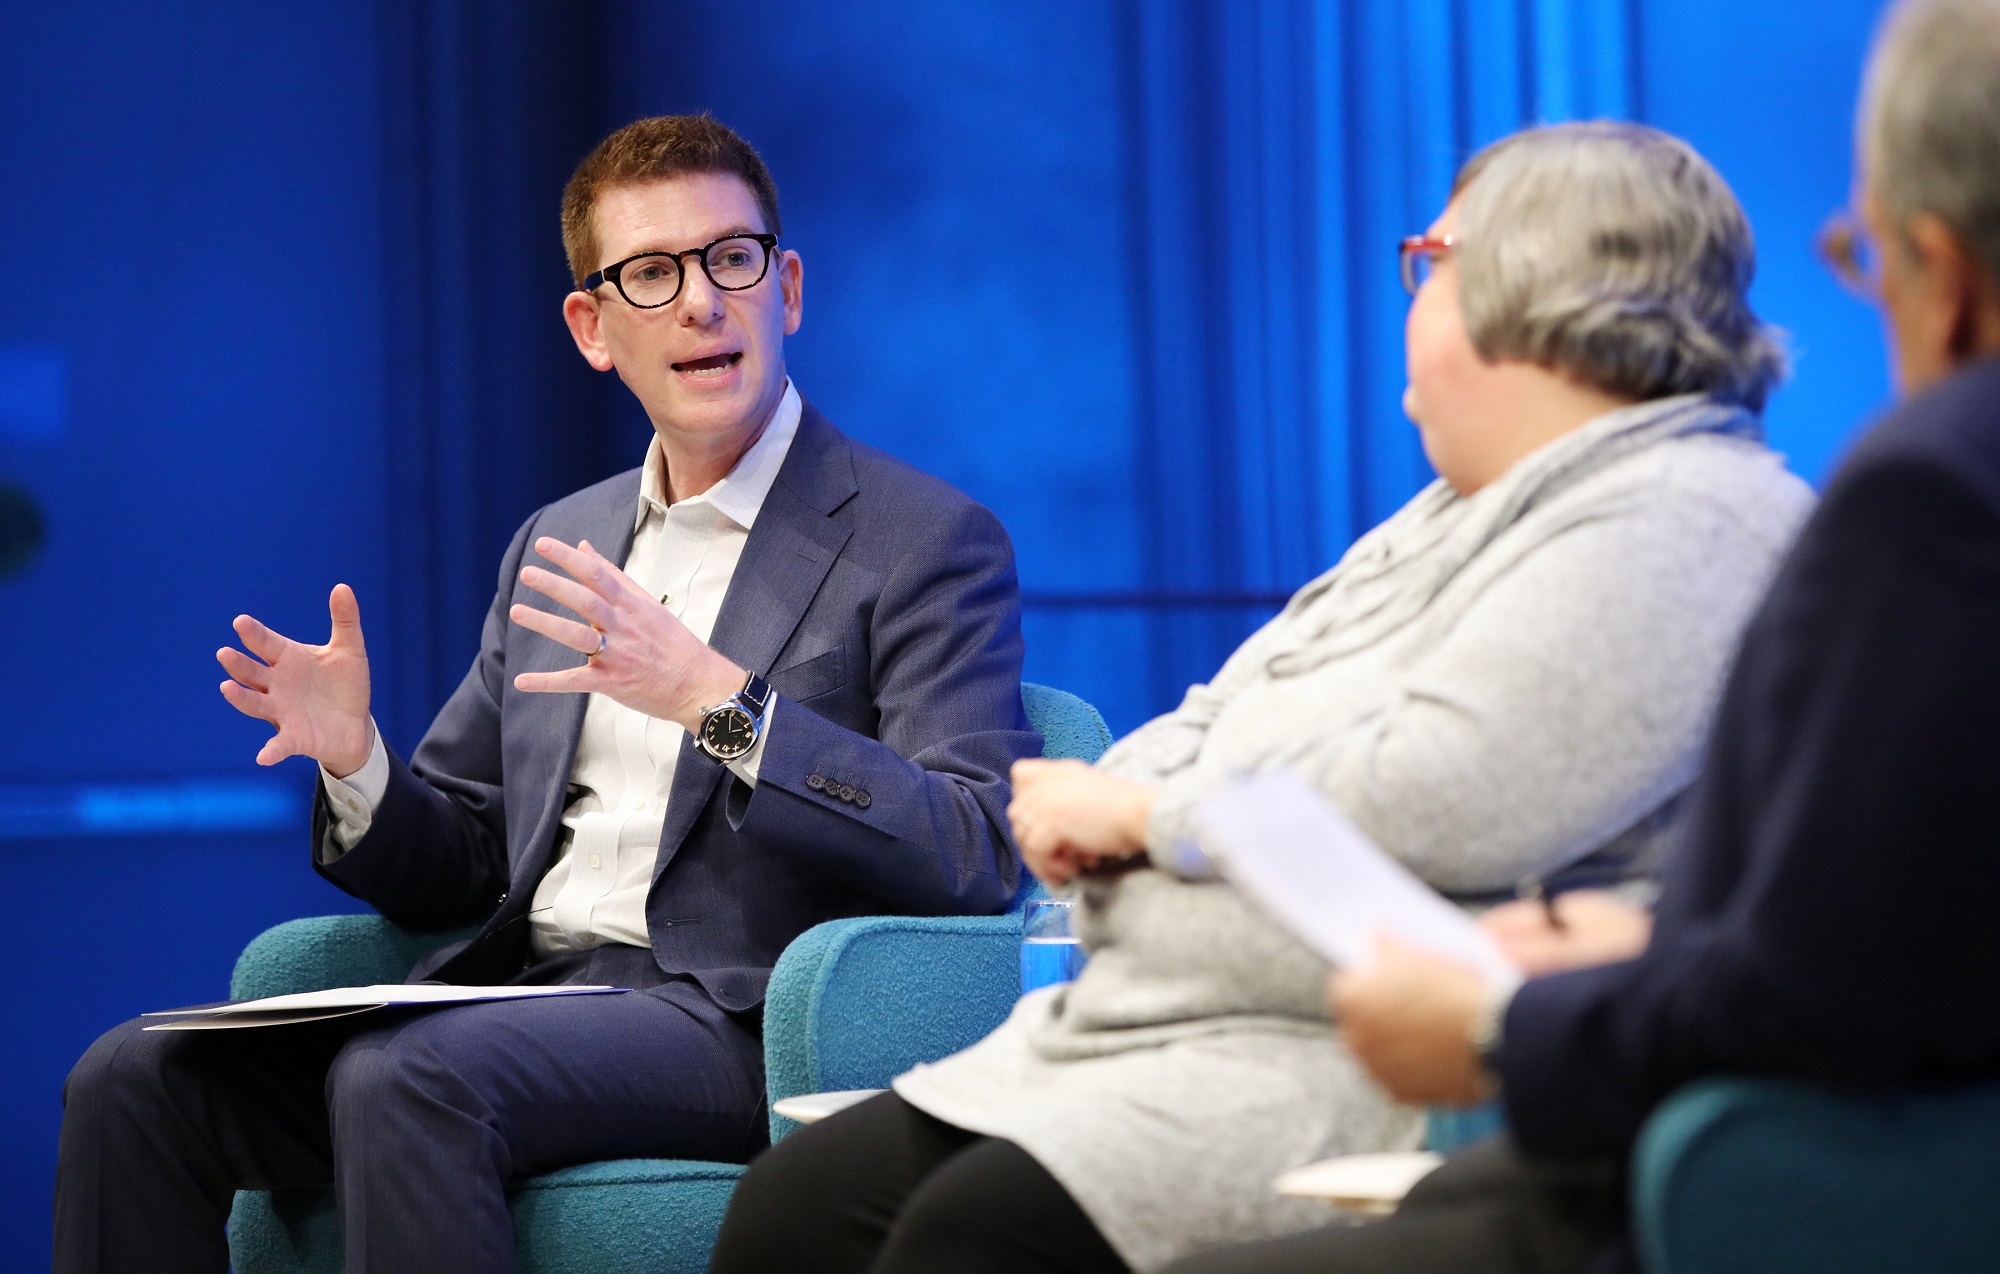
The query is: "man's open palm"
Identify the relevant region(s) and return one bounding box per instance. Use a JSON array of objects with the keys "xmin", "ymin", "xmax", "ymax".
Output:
[{"xmin": 218, "ymin": 584, "xmax": 374, "ymax": 774}]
